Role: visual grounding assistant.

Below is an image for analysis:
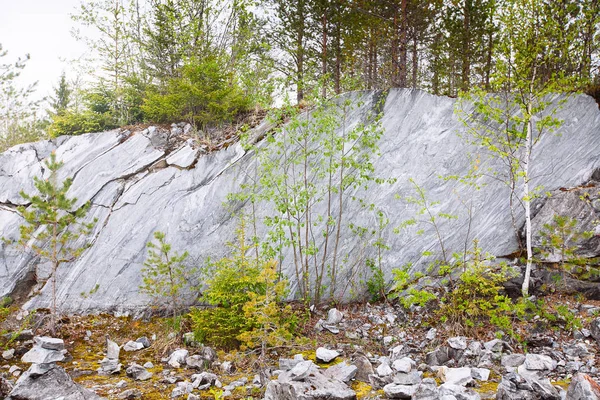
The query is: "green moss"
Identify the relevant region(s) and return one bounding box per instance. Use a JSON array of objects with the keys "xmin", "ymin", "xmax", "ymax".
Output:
[
  {"xmin": 351, "ymin": 381, "xmax": 374, "ymax": 399},
  {"xmin": 475, "ymin": 381, "xmax": 499, "ymax": 394}
]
